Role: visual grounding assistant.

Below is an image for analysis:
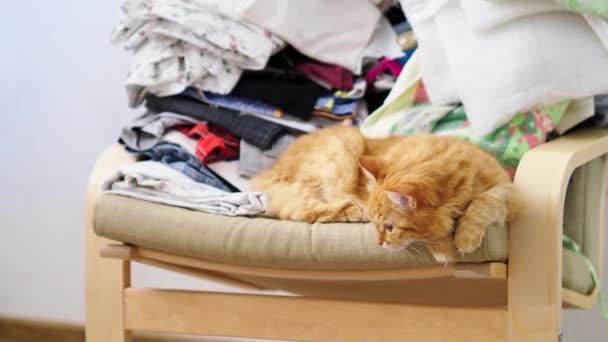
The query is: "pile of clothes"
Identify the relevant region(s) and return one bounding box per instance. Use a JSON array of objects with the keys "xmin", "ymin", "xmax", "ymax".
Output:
[
  {"xmin": 106, "ymin": 0, "xmax": 409, "ymax": 216},
  {"xmin": 105, "ymin": 0, "xmax": 608, "ymax": 215},
  {"xmin": 362, "ymin": 0, "xmax": 608, "ymax": 176}
]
